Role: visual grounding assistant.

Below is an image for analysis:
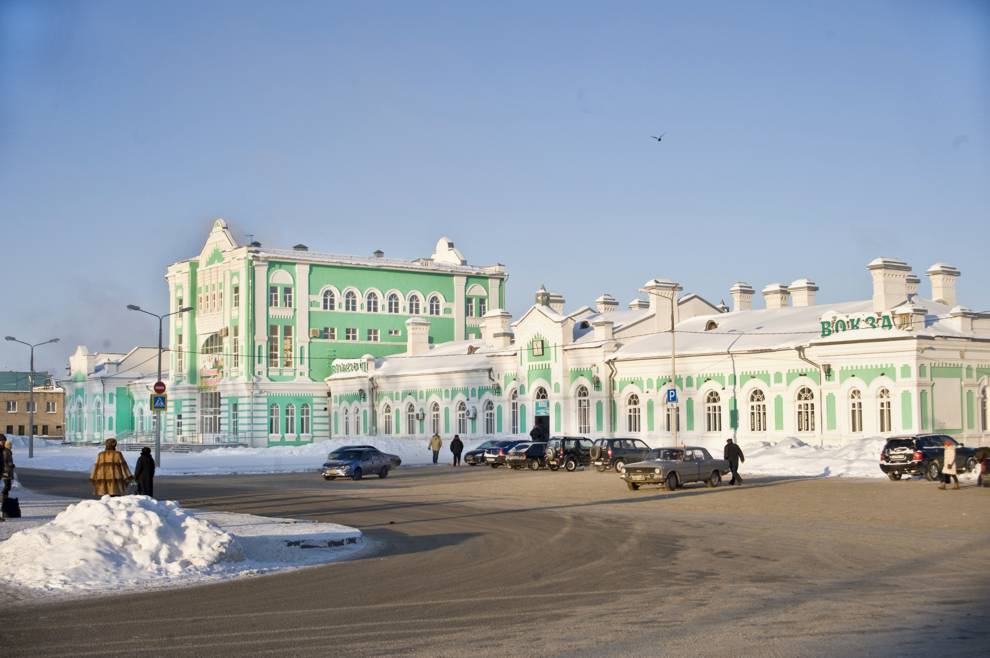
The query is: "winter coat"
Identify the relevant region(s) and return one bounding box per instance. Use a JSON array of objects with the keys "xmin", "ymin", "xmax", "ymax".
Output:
[
  {"xmin": 133, "ymin": 453, "xmax": 155, "ymax": 497},
  {"xmin": 90, "ymin": 446, "xmax": 133, "ymax": 496},
  {"xmin": 1, "ymin": 446, "xmax": 13, "ymax": 479},
  {"xmin": 529, "ymin": 426, "xmax": 546, "ymax": 443},
  {"xmin": 450, "ymin": 437, "xmax": 464, "ymax": 455},
  {"xmin": 429, "ymin": 435, "xmax": 442, "ymax": 451},
  {"xmin": 724, "ymin": 442, "xmax": 745, "ymax": 468},
  {"xmin": 942, "ymin": 445, "xmax": 957, "ymax": 475}
]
